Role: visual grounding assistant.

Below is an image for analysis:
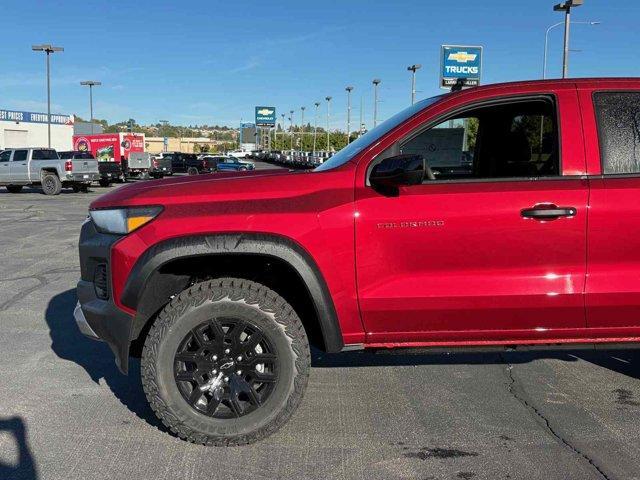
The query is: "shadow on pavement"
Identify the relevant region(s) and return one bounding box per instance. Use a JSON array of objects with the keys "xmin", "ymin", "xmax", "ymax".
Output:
[
  {"xmin": 0, "ymin": 416, "xmax": 37, "ymax": 480},
  {"xmin": 45, "ymin": 287, "xmax": 640, "ymax": 427},
  {"xmin": 44, "ymin": 289, "xmax": 164, "ymax": 431}
]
